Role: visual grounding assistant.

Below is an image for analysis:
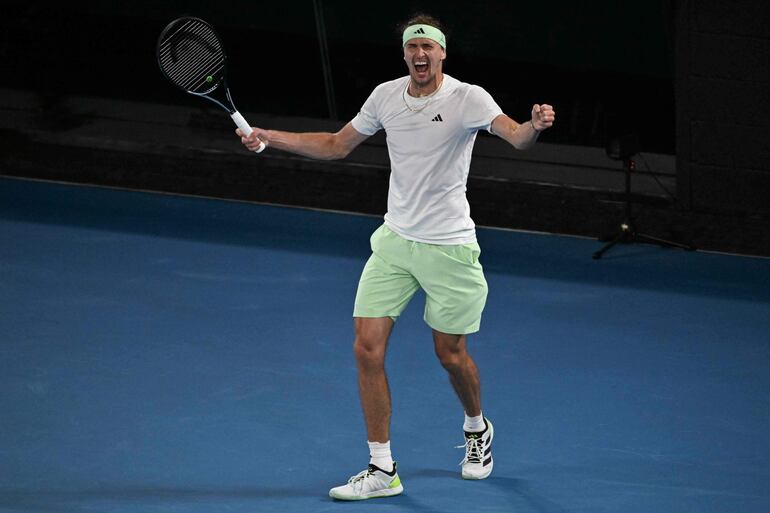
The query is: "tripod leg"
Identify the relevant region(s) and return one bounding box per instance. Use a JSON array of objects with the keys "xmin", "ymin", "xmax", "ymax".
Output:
[{"xmin": 592, "ymin": 231, "xmax": 624, "ymax": 260}]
